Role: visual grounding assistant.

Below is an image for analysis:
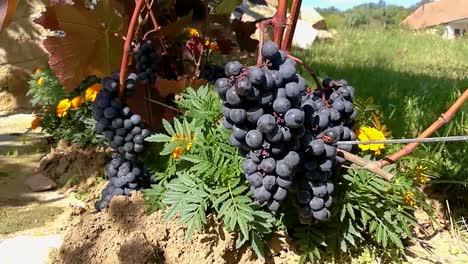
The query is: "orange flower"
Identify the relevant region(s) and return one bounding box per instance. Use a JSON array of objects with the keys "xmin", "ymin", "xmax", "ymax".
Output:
[
  {"xmin": 56, "ymin": 99, "xmax": 71, "ymax": 117},
  {"xmin": 85, "ymin": 83, "xmax": 102, "ymax": 102},
  {"xmin": 71, "ymin": 96, "xmax": 84, "ymax": 109},
  {"xmin": 403, "ymin": 192, "xmax": 415, "ymax": 206},
  {"xmin": 209, "ymin": 42, "xmax": 219, "ymax": 52},
  {"xmin": 31, "ymin": 116, "xmax": 41, "ymax": 130},
  {"xmin": 172, "ymin": 147, "xmax": 183, "ymax": 160},
  {"xmin": 187, "ymin": 28, "xmax": 199, "ymax": 38},
  {"xmin": 35, "ymin": 67, "xmax": 44, "ymax": 75},
  {"xmin": 37, "ymin": 77, "xmax": 44, "ymax": 86}
]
